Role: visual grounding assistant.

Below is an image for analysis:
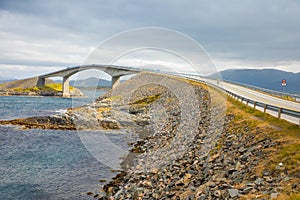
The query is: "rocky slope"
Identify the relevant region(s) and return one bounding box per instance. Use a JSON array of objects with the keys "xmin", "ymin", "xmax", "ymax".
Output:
[
  {"xmin": 94, "ymin": 77, "xmax": 299, "ymax": 200},
  {"xmin": 0, "ymin": 77, "xmax": 54, "ymax": 89}
]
